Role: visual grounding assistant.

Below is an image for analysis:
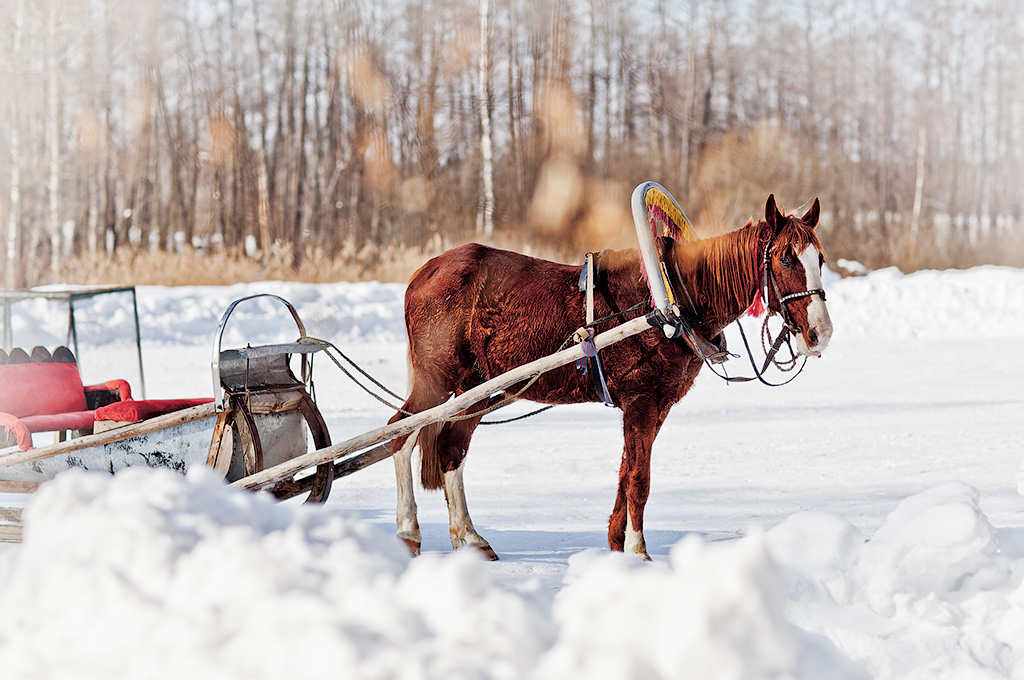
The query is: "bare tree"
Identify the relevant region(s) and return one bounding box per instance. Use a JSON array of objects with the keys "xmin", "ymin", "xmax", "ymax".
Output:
[
  {"xmin": 0, "ymin": 0, "xmax": 1020, "ymax": 286},
  {"xmin": 4, "ymin": 0, "xmax": 26, "ymax": 288},
  {"xmin": 477, "ymin": 0, "xmax": 495, "ymax": 236}
]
